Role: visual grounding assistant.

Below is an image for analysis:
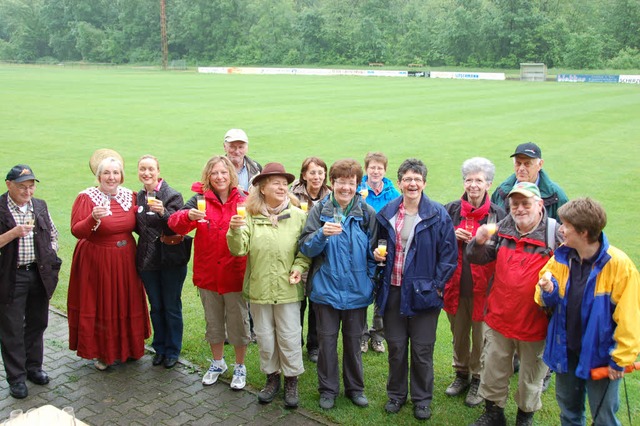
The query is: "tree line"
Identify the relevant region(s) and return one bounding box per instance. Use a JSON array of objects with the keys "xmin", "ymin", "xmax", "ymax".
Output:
[{"xmin": 1, "ymin": 0, "xmax": 639, "ymax": 69}]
